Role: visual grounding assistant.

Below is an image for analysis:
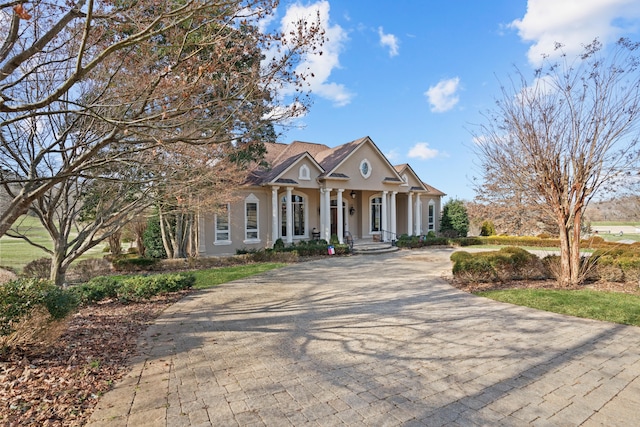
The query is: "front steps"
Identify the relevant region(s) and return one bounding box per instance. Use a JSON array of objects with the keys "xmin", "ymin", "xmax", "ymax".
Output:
[{"xmin": 351, "ymin": 241, "xmax": 399, "ymax": 255}]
